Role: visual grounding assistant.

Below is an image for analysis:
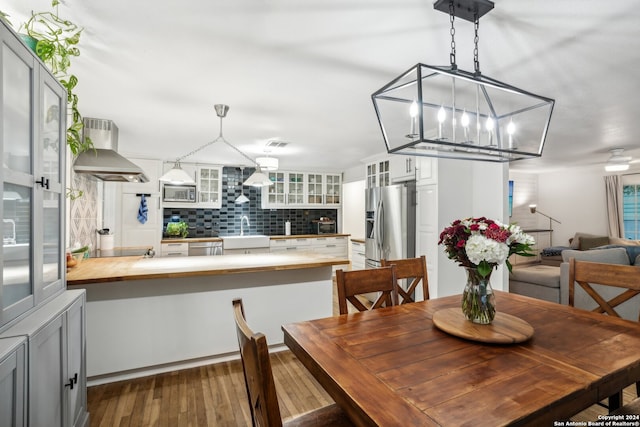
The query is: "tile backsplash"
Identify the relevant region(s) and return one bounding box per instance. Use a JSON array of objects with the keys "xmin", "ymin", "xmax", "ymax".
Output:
[{"xmin": 163, "ymin": 167, "xmax": 338, "ymax": 237}]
